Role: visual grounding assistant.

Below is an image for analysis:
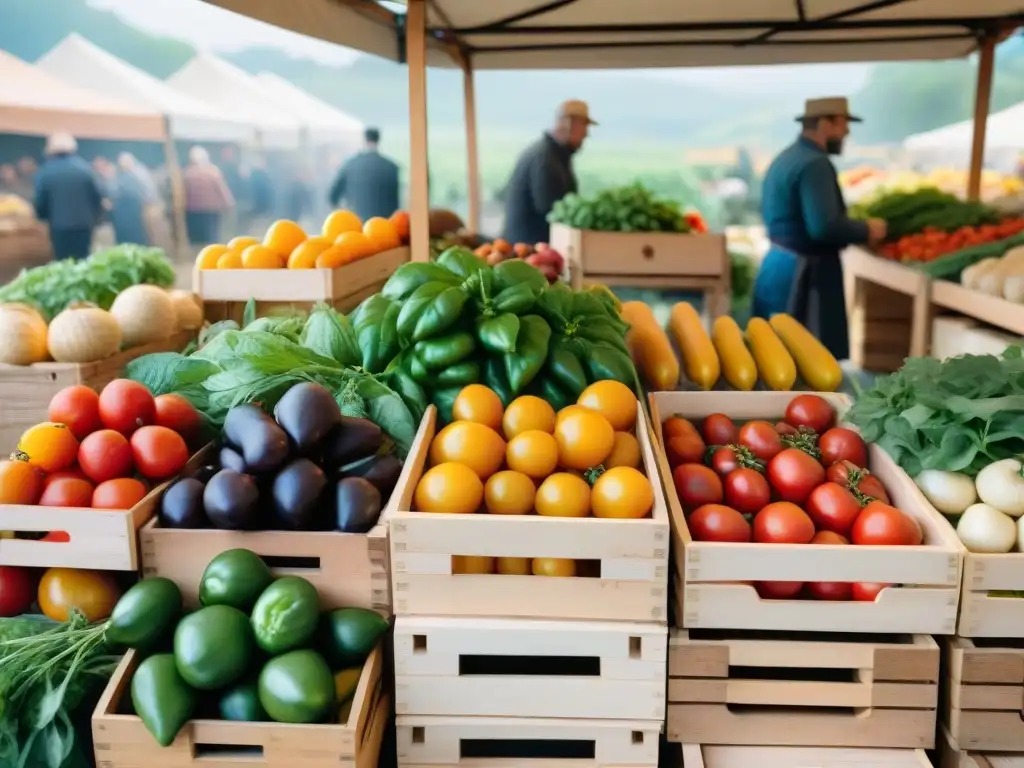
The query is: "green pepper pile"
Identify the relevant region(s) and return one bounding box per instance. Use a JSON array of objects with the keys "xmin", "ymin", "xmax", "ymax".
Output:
[
  {"xmin": 547, "ymin": 183, "xmax": 690, "ymax": 233},
  {"xmin": 849, "ymin": 187, "xmax": 1003, "ymax": 240}
]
